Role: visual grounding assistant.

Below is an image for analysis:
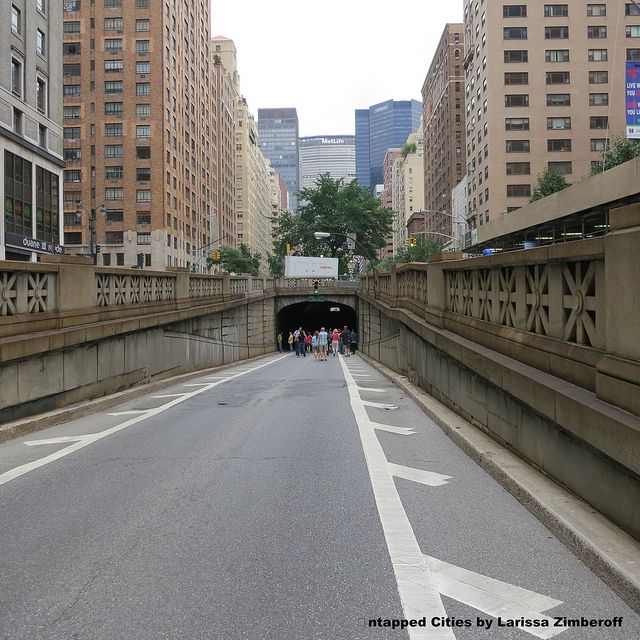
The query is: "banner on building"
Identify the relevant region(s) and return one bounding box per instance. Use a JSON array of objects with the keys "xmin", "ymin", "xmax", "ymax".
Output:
[{"xmin": 626, "ymin": 61, "xmax": 640, "ymax": 139}]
